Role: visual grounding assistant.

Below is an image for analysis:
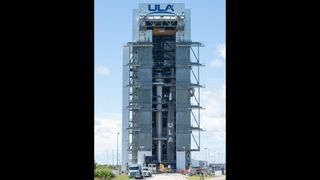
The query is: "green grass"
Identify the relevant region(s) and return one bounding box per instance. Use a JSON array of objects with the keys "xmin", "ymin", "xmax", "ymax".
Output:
[
  {"xmin": 94, "ymin": 174, "xmax": 134, "ymax": 180},
  {"xmin": 95, "ymin": 163, "xmax": 128, "ymax": 180},
  {"xmin": 113, "ymin": 174, "xmax": 134, "ymax": 180}
]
